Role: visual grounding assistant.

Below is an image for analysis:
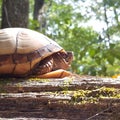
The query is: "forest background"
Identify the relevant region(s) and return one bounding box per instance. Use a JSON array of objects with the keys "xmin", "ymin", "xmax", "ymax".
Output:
[{"xmin": 0, "ymin": 0, "xmax": 120, "ymax": 77}]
